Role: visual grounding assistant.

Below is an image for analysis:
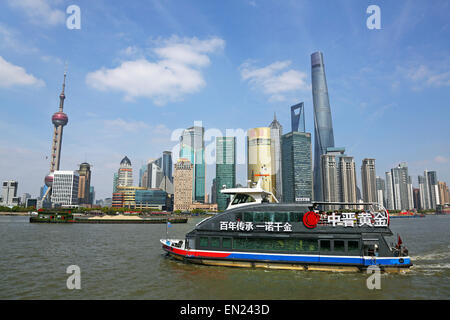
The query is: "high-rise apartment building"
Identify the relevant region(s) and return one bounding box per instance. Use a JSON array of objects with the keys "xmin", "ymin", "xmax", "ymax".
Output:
[
  {"xmin": 311, "ymin": 52, "xmax": 335, "ymax": 202},
  {"xmin": 385, "ymin": 172, "xmax": 395, "ymax": 210},
  {"xmin": 1, "ymin": 181, "xmax": 18, "ymax": 206},
  {"xmin": 269, "ymin": 114, "xmax": 283, "ymax": 200},
  {"xmin": 426, "ymin": 171, "xmax": 440, "ymax": 208},
  {"xmin": 321, "ymin": 149, "xmax": 342, "ymax": 210},
  {"xmin": 281, "ymin": 131, "xmax": 312, "ymax": 204},
  {"xmin": 388, "ymin": 163, "xmax": 413, "ymax": 210},
  {"xmin": 247, "ymin": 127, "xmax": 274, "ymax": 198},
  {"xmin": 180, "ymin": 125, "xmax": 205, "ymax": 203},
  {"xmin": 51, "ymin": 171, "xmax": 79, "ymax": 206},
  {"xmin": 215, "ymin": 137, "xmax": 236, "ymax": 211},
  {"xmin": 173, "ymin": 158, "xmax": 194, "ymax": 211},
  {"xmin": 77, "ymin": 162, "xmax": 91, "ymax": 205},
  {"xmin": 361, "ymin": 158, "xmax": 377, "ymax": 208},
  {"xmin": 375, "ymin": 176, "xmax": 385, "ymax": 208},
  {"xmin": 338, "ymin": 156, "xmax": 357, "ymax": 209}
]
